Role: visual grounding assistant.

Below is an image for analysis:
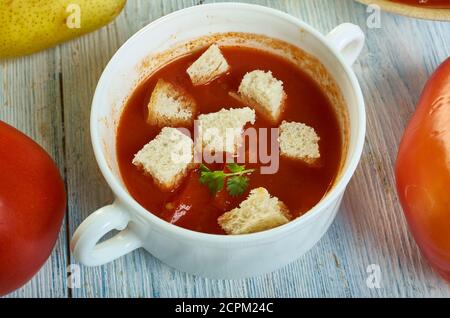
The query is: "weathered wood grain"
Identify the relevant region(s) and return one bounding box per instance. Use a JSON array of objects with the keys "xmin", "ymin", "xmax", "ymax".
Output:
[{"xmin": 2, "ymin": 0, "xmax": 450, "ymax": 298}]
